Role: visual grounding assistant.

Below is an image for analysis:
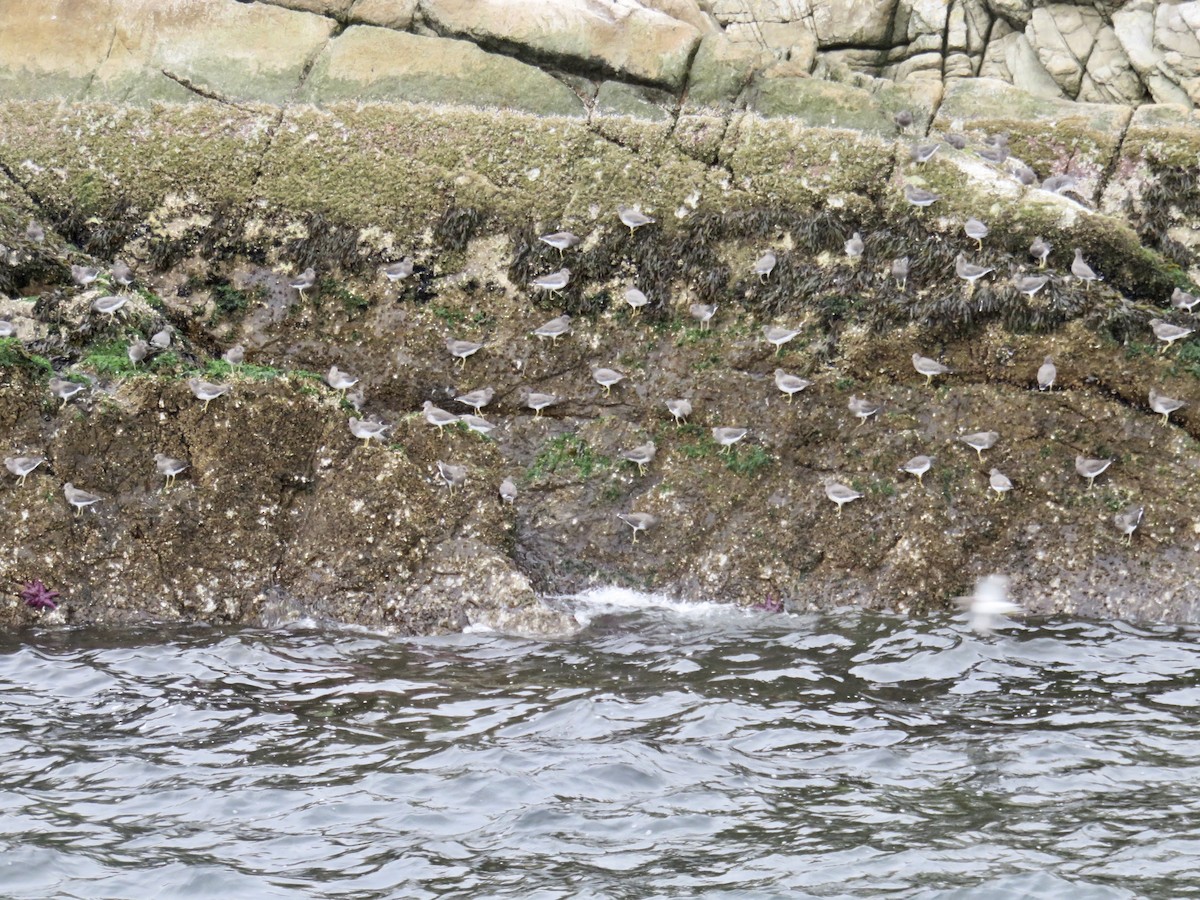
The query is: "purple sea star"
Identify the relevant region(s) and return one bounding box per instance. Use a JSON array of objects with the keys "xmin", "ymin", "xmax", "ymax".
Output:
[
  {"xmin": 21, "ymin": 580, "xmax": 60, "ymax": 611},
  {"xmin": 754, "ymin": 592, "xmax": 784, "ymax": 614}
]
